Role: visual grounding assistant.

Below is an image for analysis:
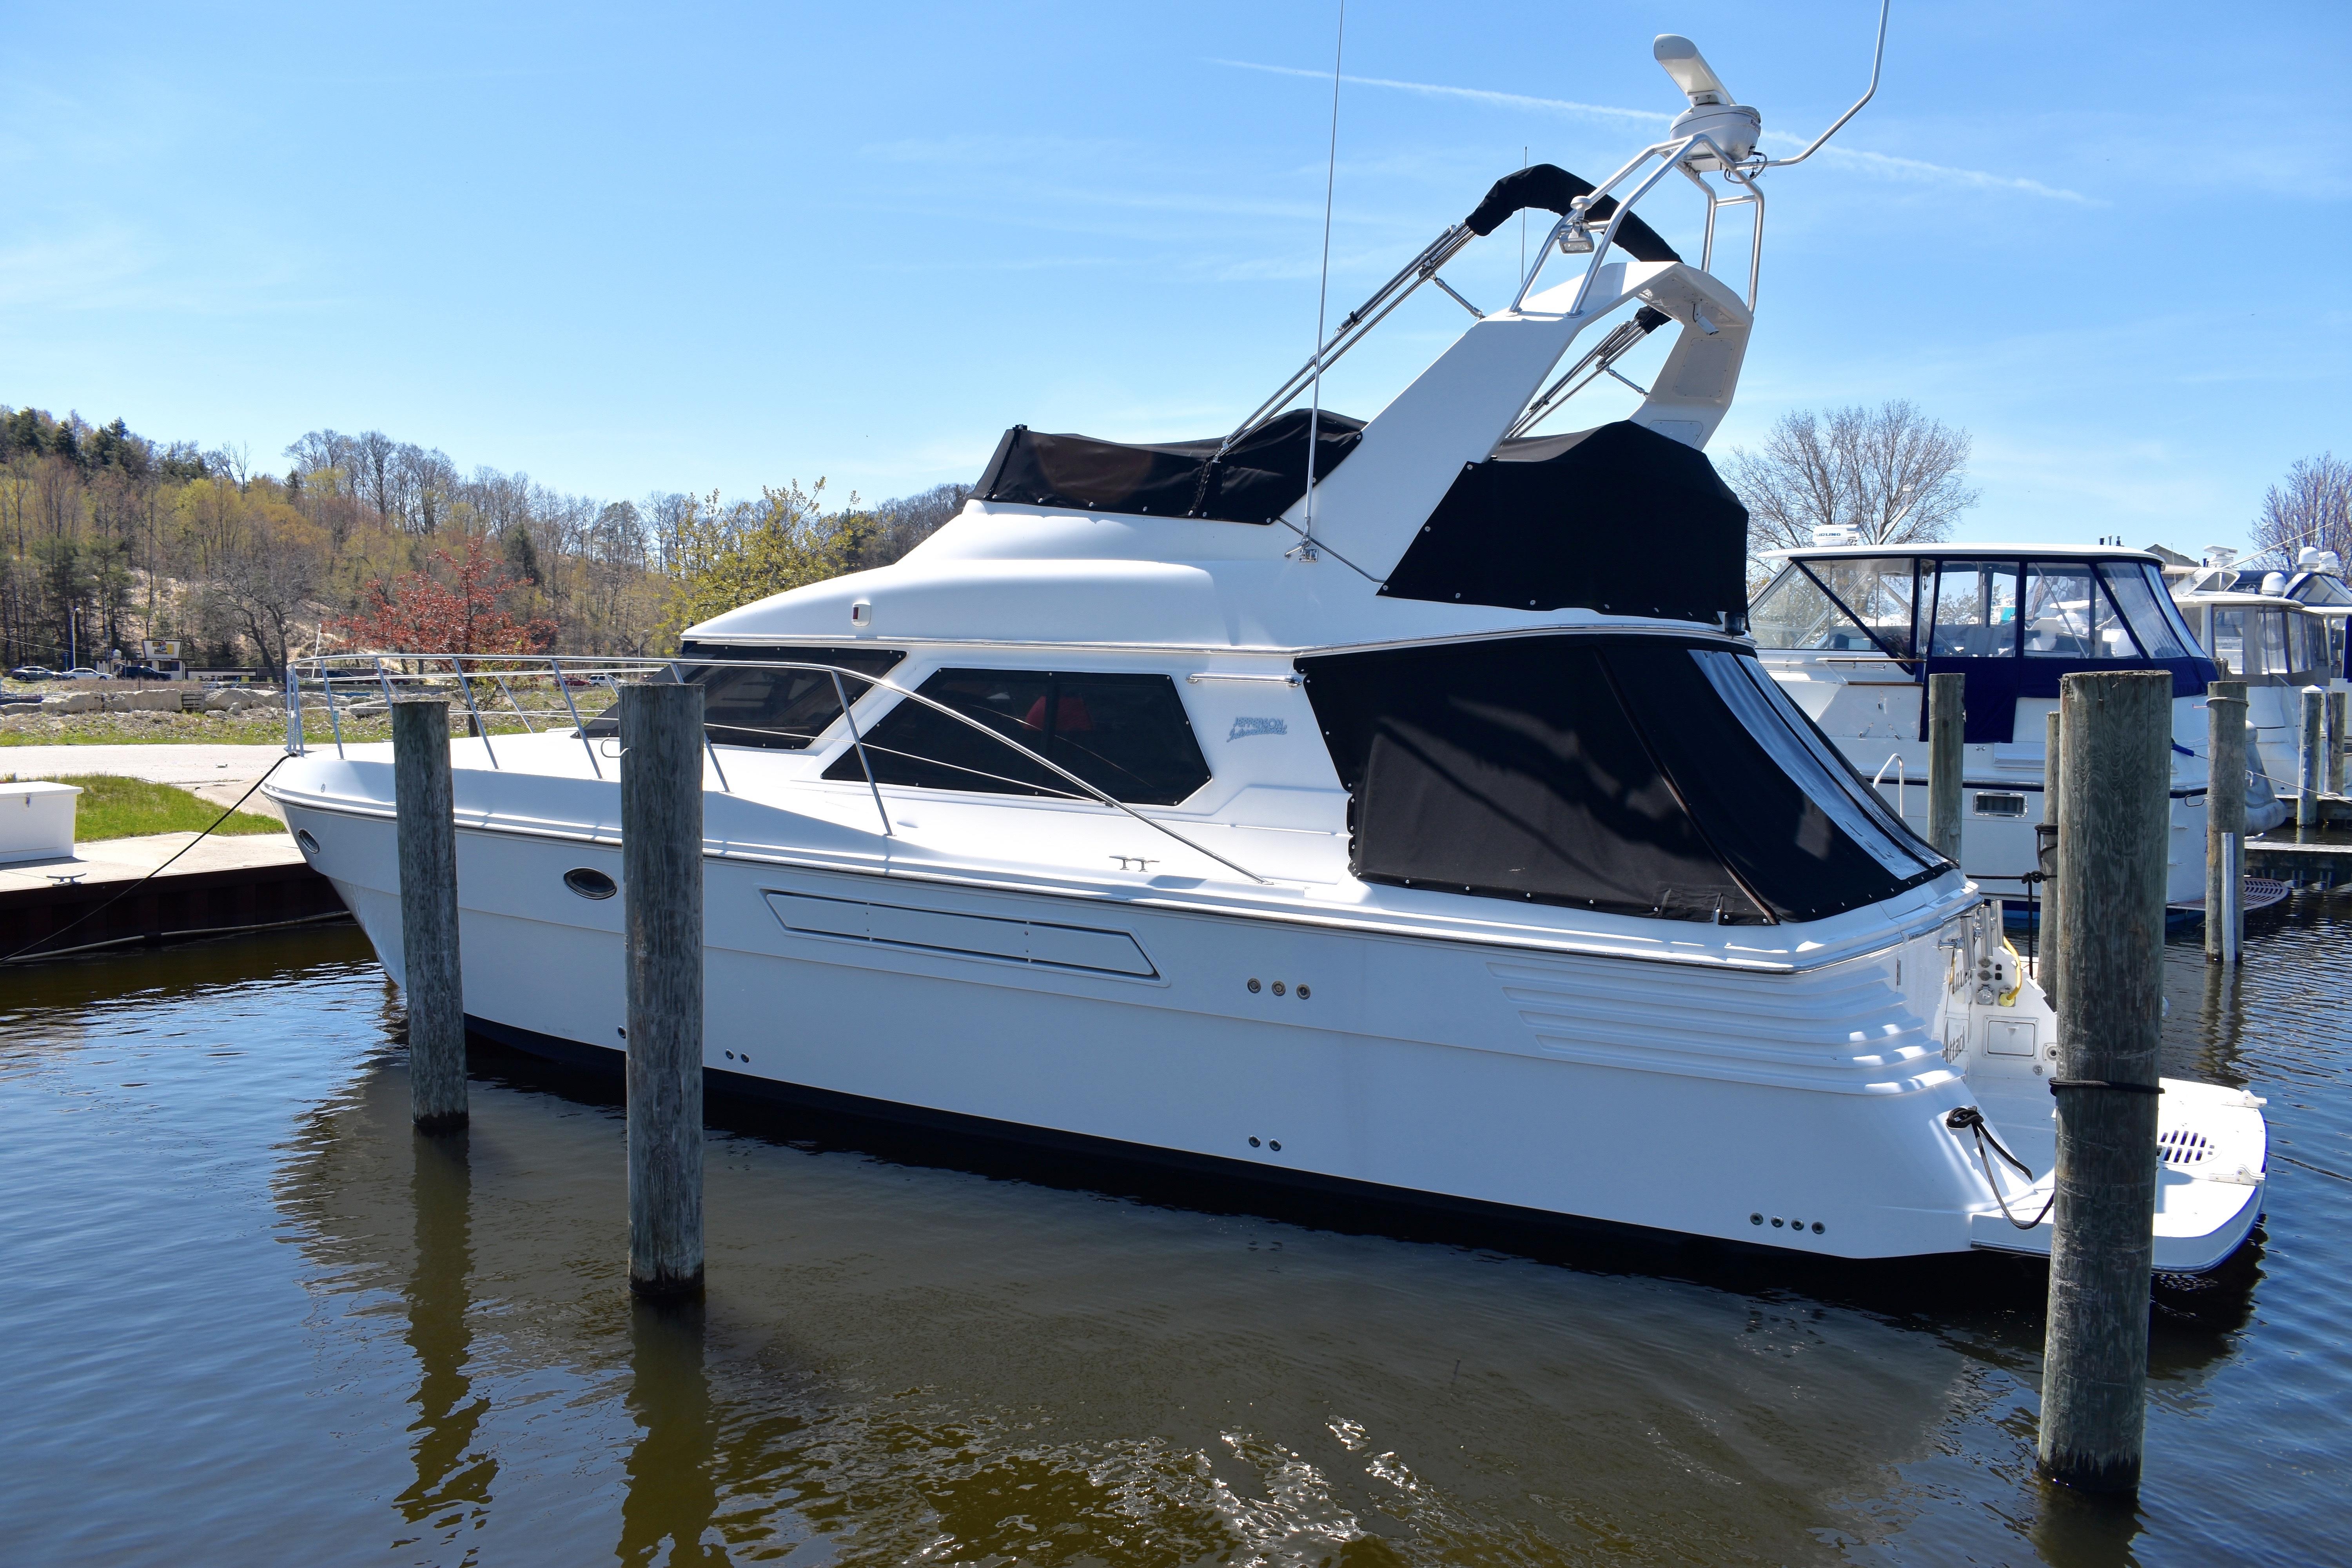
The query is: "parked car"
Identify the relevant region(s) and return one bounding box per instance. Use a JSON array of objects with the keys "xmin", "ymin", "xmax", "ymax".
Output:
[
  {"xmin": 5, "ymin": 665, "xmax": 56, "ymax": 682},
  {"xmin": 60, "ymin": 667, "xmax": 107, "ymax": 680},
  {"xmin": 114, "ymin": 663, "xmax": 167, "ymax": 681}
]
